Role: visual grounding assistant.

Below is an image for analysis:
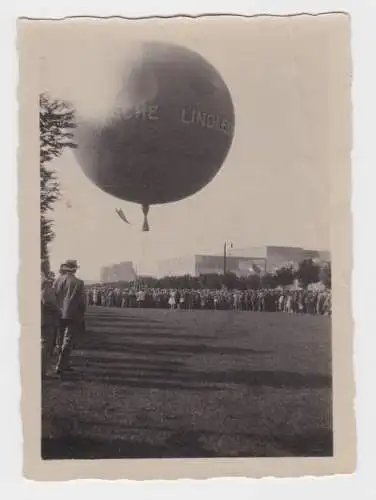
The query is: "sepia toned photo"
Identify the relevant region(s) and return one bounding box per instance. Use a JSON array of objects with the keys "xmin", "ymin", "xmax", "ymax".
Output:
[{"xmin": 18, "ymin": 13, "xmax": 355, "ymax": 479}]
